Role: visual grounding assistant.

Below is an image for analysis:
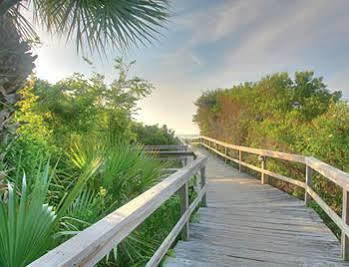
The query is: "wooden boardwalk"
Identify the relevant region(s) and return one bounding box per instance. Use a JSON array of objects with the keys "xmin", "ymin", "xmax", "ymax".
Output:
[{"xmin": 164, "ymin": 148, "xmax": 347, "ymax": 266}]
